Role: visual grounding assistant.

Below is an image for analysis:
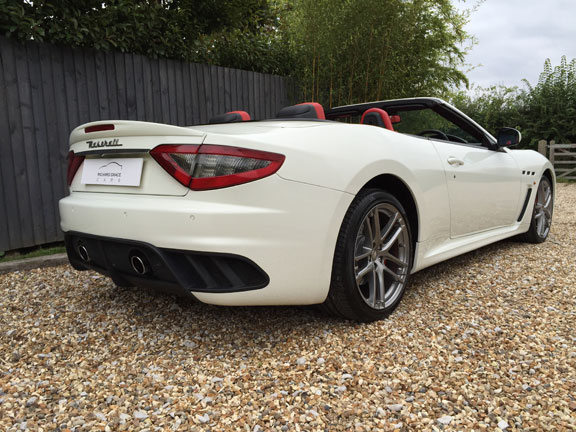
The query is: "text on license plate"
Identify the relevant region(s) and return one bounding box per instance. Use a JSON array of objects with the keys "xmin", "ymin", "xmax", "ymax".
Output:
[{"xmin": 81, "ymin": 158, "xmax": 144, "ymax": 187}]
